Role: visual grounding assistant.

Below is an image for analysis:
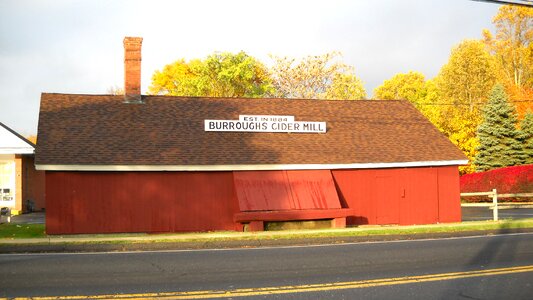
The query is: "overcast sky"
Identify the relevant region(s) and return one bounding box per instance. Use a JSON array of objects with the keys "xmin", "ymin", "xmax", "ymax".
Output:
[{"xmin": 0, "ymin": 0, "xmax": 501, "ymax": 135}]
